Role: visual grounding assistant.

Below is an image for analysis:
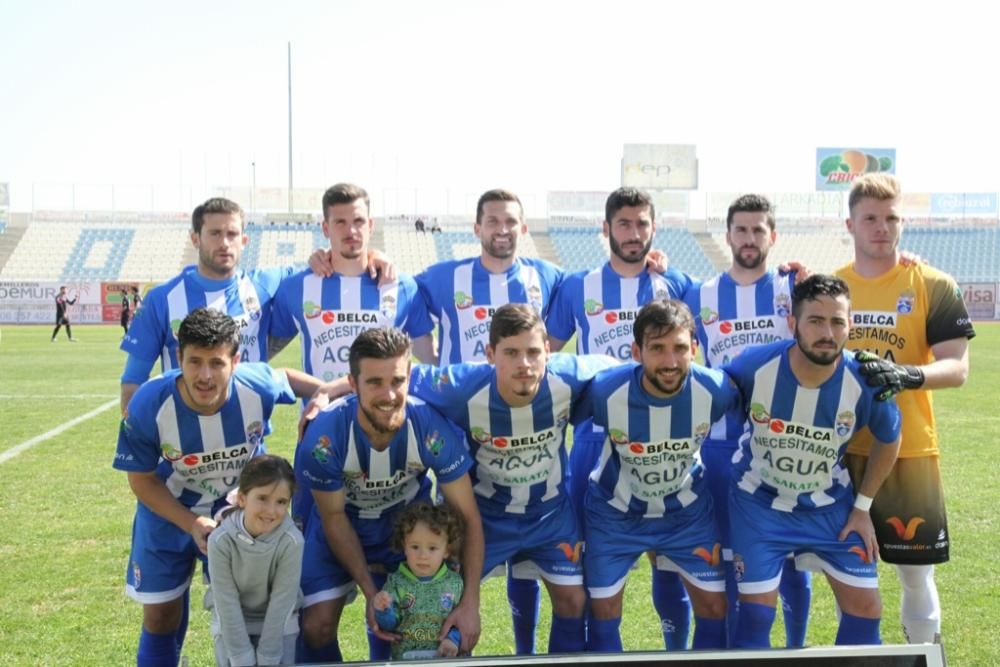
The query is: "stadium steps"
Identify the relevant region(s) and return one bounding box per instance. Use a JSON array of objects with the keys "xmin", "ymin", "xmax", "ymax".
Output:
[
  {"xmin": 0, "ymin": 223, "xmax": 28, "ymax": 274},
  {"xmin": 691, "ymin": 231, "xmax": 730, "ymax": 272},
  {"xmin": 529, "ymin": 232, "xmax": 561, "ymax": 265}
]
